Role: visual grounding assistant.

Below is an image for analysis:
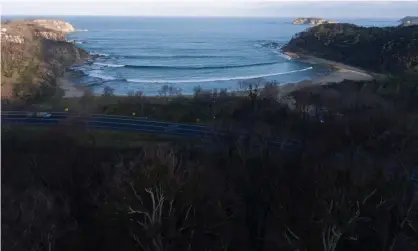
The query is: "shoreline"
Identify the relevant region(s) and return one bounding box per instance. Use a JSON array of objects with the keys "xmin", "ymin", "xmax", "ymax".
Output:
[
  {"xmin": 283, "ymin": 51, "xmax": 374, "ymax": 83},
  {"xmin": 59, "ymin": 52, "xmax": 375, "ymax": 98},
  {"xmin": 276, "ymin": 51, "xmax": 375, "ymax": 95}
]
